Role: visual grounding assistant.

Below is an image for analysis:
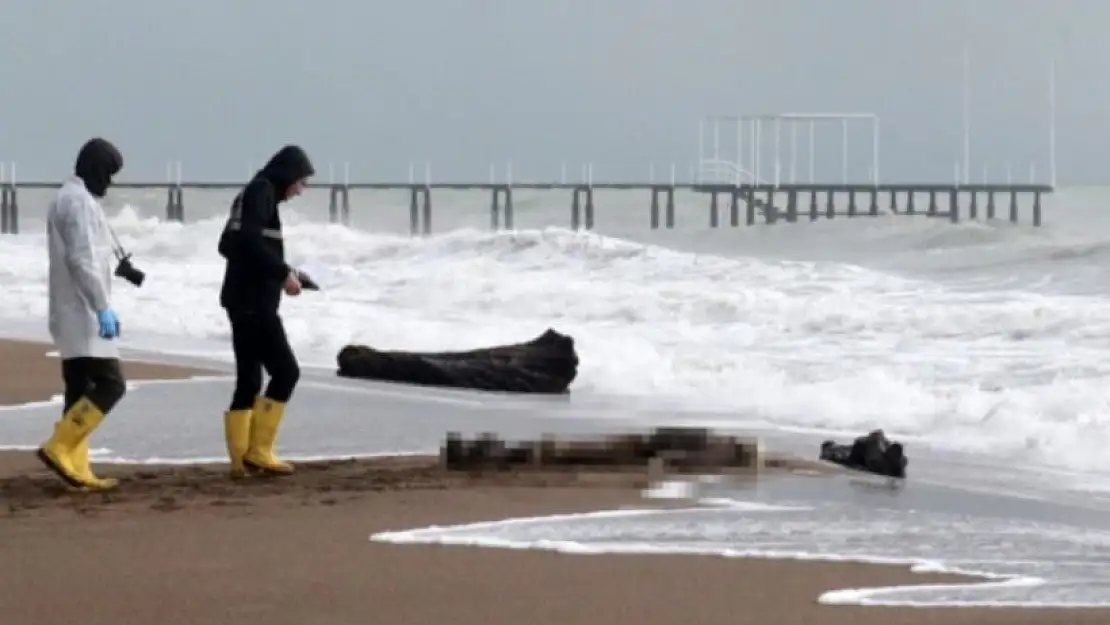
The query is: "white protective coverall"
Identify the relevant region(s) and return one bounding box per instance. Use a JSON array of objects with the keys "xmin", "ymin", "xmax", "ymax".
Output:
[{"xmin": 46, "ymin": 177, "xmax": 118, "ymax": 360}]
